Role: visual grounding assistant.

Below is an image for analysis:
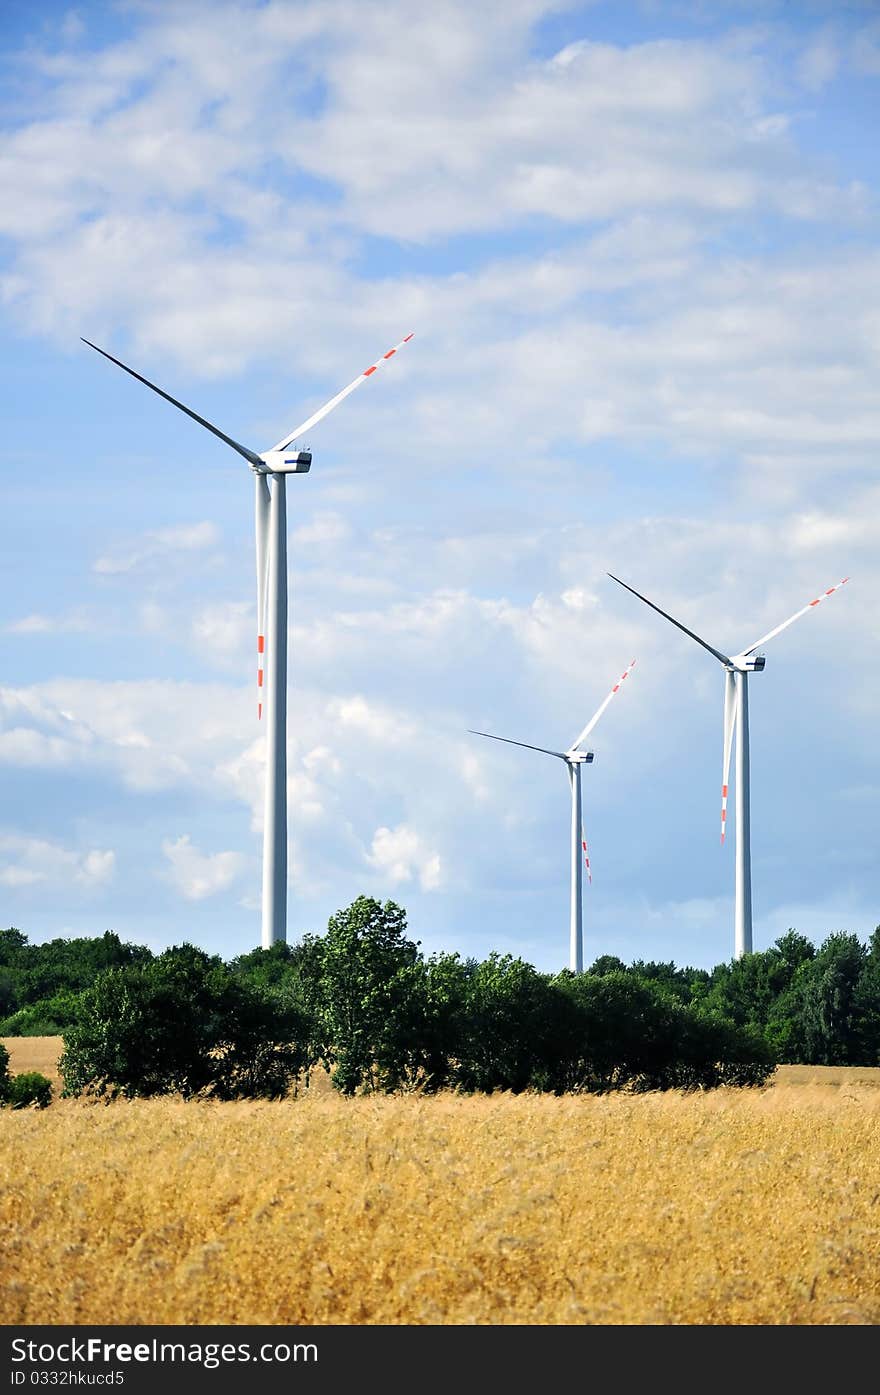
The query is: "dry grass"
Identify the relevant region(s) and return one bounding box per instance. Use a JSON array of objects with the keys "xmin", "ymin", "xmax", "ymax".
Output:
[
  {"xmin": 3, "ymin": 1078, "xmax": 880, "ymax": 1325},
  {"xmin": 2, "ymin": 1036, "xmax": 65, "ymax": 1093},
  {"xmin": 773, "ymin": 1063, "xmax": 880, "ymax": 1089}
]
